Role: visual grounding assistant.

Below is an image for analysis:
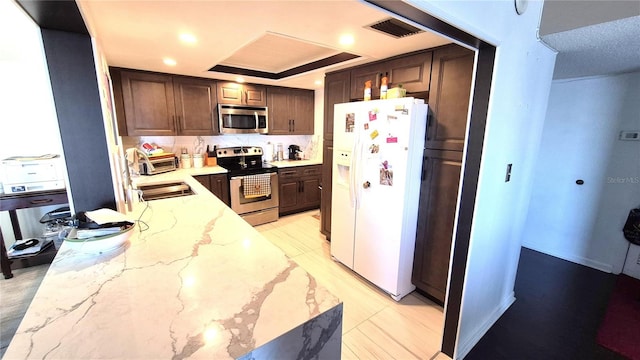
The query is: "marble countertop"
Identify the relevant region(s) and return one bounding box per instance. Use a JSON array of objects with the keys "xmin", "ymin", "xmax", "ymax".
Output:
[
  {"xmin": 175, "ymin": 165, "xmax": 228, "ymax": 176},
  {"xmin": 4, "ymin": 171, "xmax": 342, "ymax": 359},
  {"xmin": 269, "ymin": 159, "xmax": 322, "ymax": 168}
]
